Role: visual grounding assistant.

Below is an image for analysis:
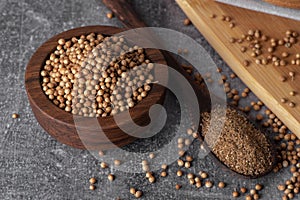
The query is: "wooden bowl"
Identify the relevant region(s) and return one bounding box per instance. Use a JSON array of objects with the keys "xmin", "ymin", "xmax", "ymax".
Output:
[
  {"xmin": 25, "ymin": 26, "xmax": 167, "ymax": 150},
  {"xmin": 263, "ymin": 0, "xmax": 300, "ymax": 9}
]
